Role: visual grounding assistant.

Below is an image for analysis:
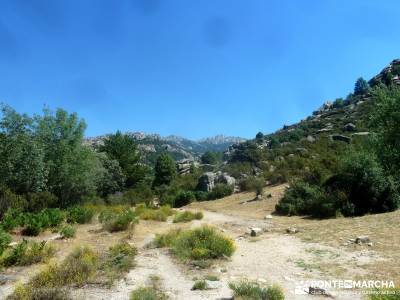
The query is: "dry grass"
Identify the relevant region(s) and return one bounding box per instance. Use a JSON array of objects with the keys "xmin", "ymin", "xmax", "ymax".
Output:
[{"xmin": 190, "ymin": 184, "xmax": 400, "ymax": 285}]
